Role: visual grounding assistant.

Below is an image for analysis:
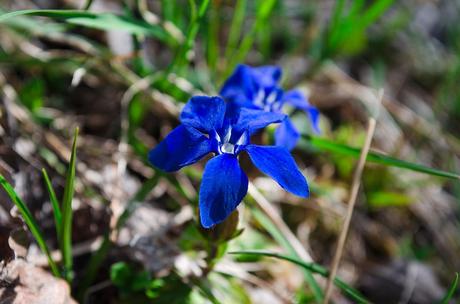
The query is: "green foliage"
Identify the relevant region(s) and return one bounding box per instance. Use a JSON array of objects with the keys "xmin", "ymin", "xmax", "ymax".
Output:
[
  {"xmin": 111, "ymin": 262, "xmax": 152, "ymax": 293},
  {"xmin": 60, "ymin": 128, "xmax": 78, "ymax": 282},
  {"xmin": 0, "ymin": 10, "xmax": 176, "ymax": 44},
  {"xmin": 0, "ymin": 128, "xmax": 78, "ymax": 283},
  {"xmin": 311, "ymin": 0, "xmax": 395, "ymax": 60},
  {"xmin": 42, "ymin": 168, "xmax": 62, "ymax": 239},
  {"xmin": 18, "ymin": 78, "xmax": 44, "ymax": 113},
  {"xmin": 367, "ymin": 191, "xmax": 412, "ymax": 208},
  {"xmin": 224, "ymin": 0, "xmax": 247, "ymax": 67},
  {"xmin": 398, "ymin": 236, "xmax": 435, "ymax": 261},
  {"xmin": 301, "ymin": 134, "xmax": 460, "ymax": 180},
  {"xmin": 439, "ymin": 273, "xmax": 459, "ymax": 304},
  {"xmin": 0, "ymin": 174, "xmax": 60, "ymax": 277},
  {"xmin": 223, "ymin": 0, "xmax": 276, "ymax": 79},
  {"xmin": 170, "ymin": 0, "xmax": 211, "ymax": 73},
  {"xmin": 110, "ymin": 262, "xmax": 193, "ymax": 303},
  {"xmin": 0, "ymin": 129, "xmax": 79, "ymax": 281},
  {"xmin": 230, "ymin": 250, "xmax": 370, "ymax": 304}
]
